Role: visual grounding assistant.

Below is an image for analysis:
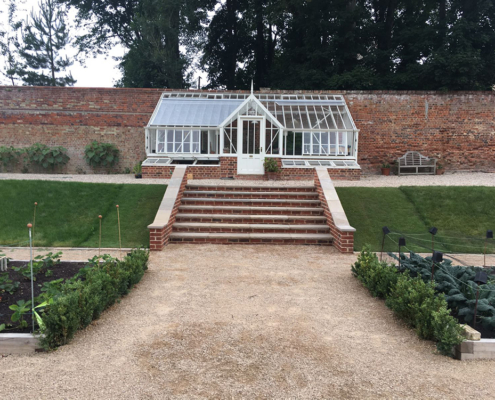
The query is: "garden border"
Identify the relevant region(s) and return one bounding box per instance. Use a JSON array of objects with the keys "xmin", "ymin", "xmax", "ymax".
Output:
[{"xmin": 0, "ymin": 333, "xmax": 42, "ymax": 354}]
